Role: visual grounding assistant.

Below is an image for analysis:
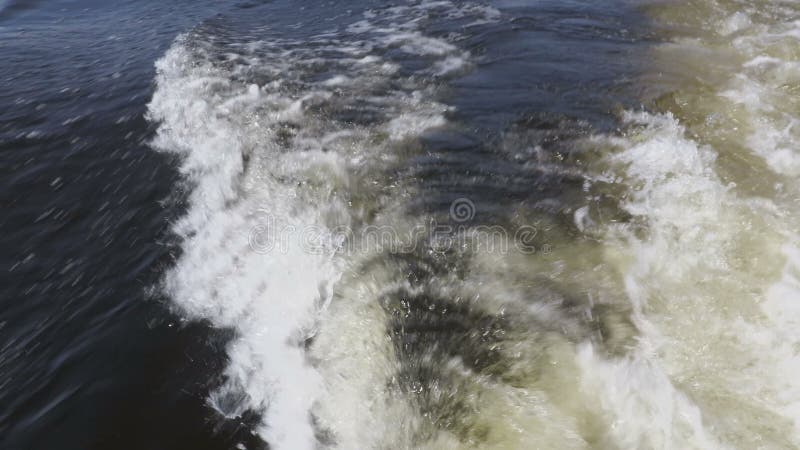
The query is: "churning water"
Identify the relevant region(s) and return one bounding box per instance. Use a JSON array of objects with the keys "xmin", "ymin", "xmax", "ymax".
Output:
[{"xmin": 3, "ymin": 0, "xmax": 800, "ymax": 448}]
